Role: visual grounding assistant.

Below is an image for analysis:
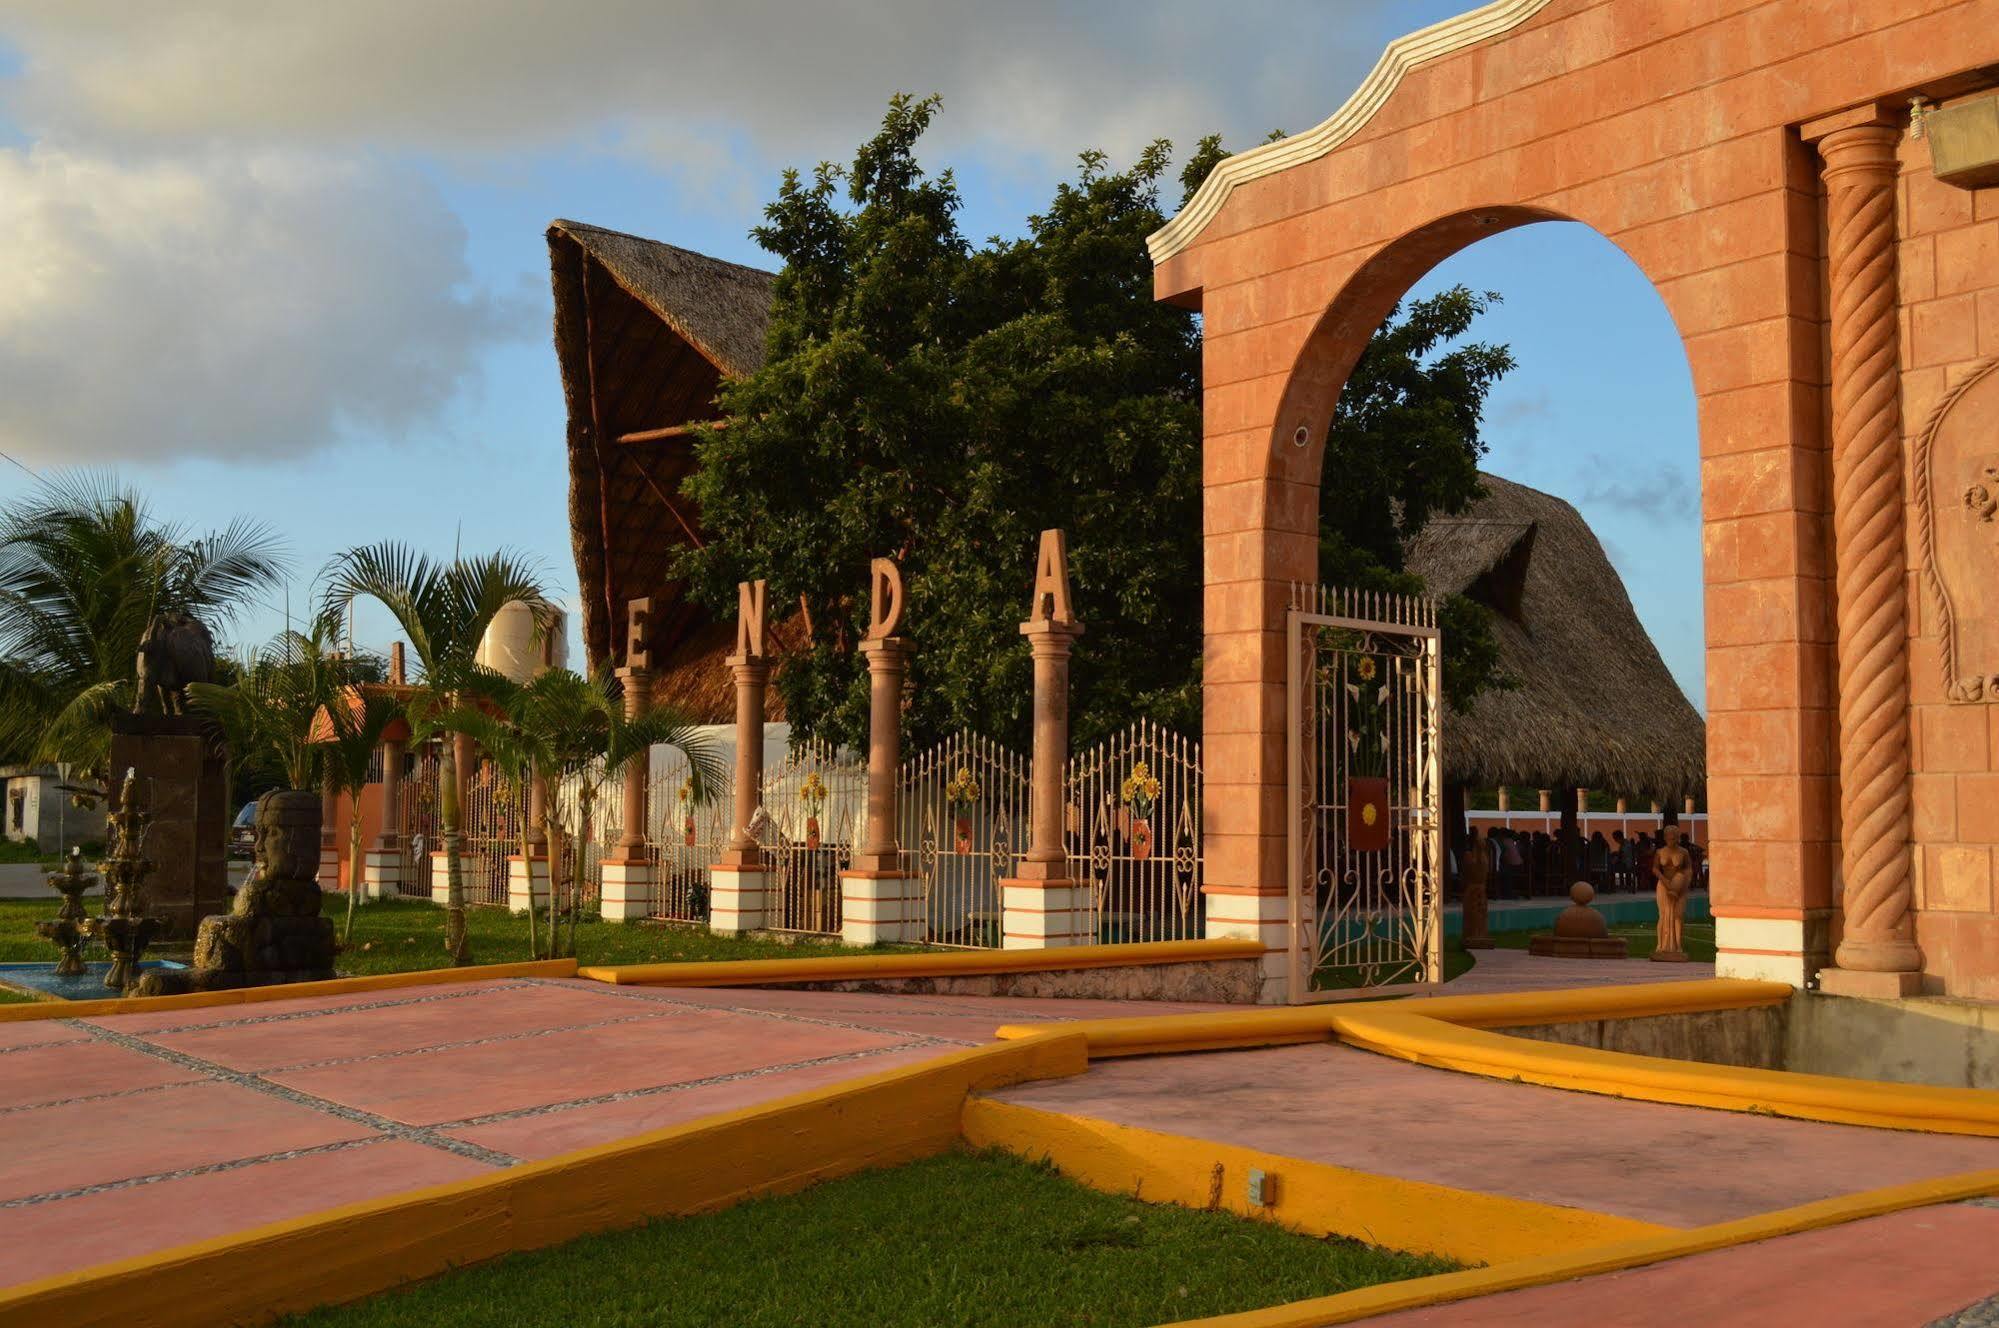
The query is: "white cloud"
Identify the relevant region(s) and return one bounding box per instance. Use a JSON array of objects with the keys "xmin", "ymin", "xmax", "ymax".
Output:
[
  {"xmin": 0, "ymin": 1, "xmax": 1401, "ymax": 173},
  {"xmin": 0, "ymin": 143, "xmax": 525, "ymax": 463}
]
